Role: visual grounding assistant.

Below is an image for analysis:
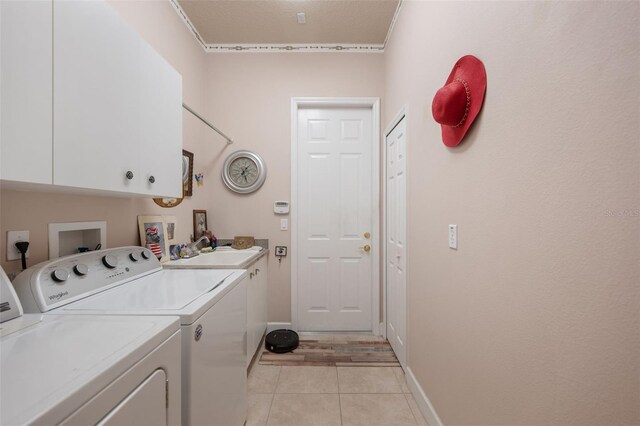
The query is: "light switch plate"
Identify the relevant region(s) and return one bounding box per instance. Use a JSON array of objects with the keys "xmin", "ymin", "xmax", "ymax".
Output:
[
  {"xmin": 280, "ymin": 218, "xmax": 288, "ymax": 231},
  {"xmin": 7, "ymin": 230, "xmax": 30, "ymax": 261},
  {"xmin": 448, "ymin": 225, "xmax": 457, "ymax": 249}
]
